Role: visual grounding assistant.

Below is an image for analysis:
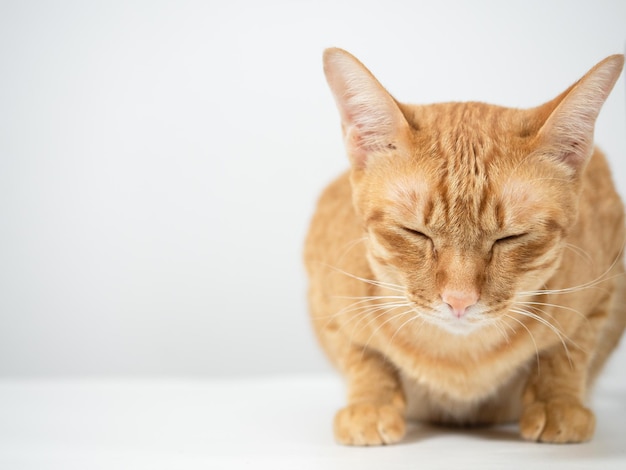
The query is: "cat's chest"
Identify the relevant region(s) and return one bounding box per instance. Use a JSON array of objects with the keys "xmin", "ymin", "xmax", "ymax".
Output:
[{"xmin": 372, "ymin": 329, "xmax": 530, "ymax": 403}]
